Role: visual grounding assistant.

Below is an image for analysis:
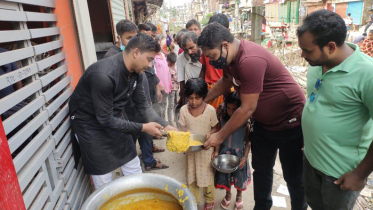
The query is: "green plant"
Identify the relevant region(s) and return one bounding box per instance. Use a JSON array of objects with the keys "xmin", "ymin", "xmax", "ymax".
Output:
[{"xmin": 201, "ymin": 13, "xmax": 213, "ymax": 26}]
